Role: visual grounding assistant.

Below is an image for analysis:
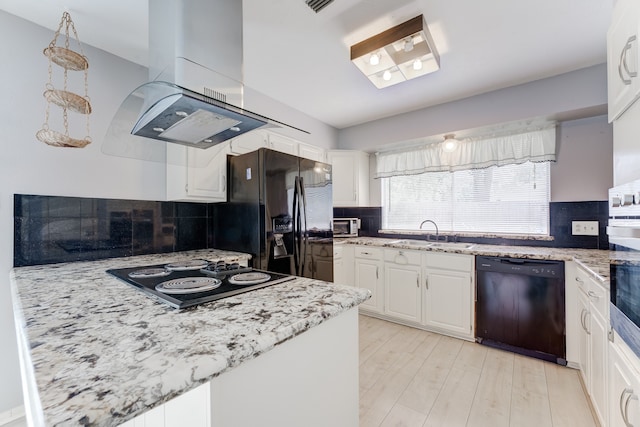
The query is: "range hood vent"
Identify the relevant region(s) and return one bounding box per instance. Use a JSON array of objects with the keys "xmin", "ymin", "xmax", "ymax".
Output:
[
  {"xmin": 102, "ymin": 0, "xmax": 307, "ymax": 163},
  {"xmin": 305, "ymin": 0, "xmax": 335, "ymax": 13}
]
